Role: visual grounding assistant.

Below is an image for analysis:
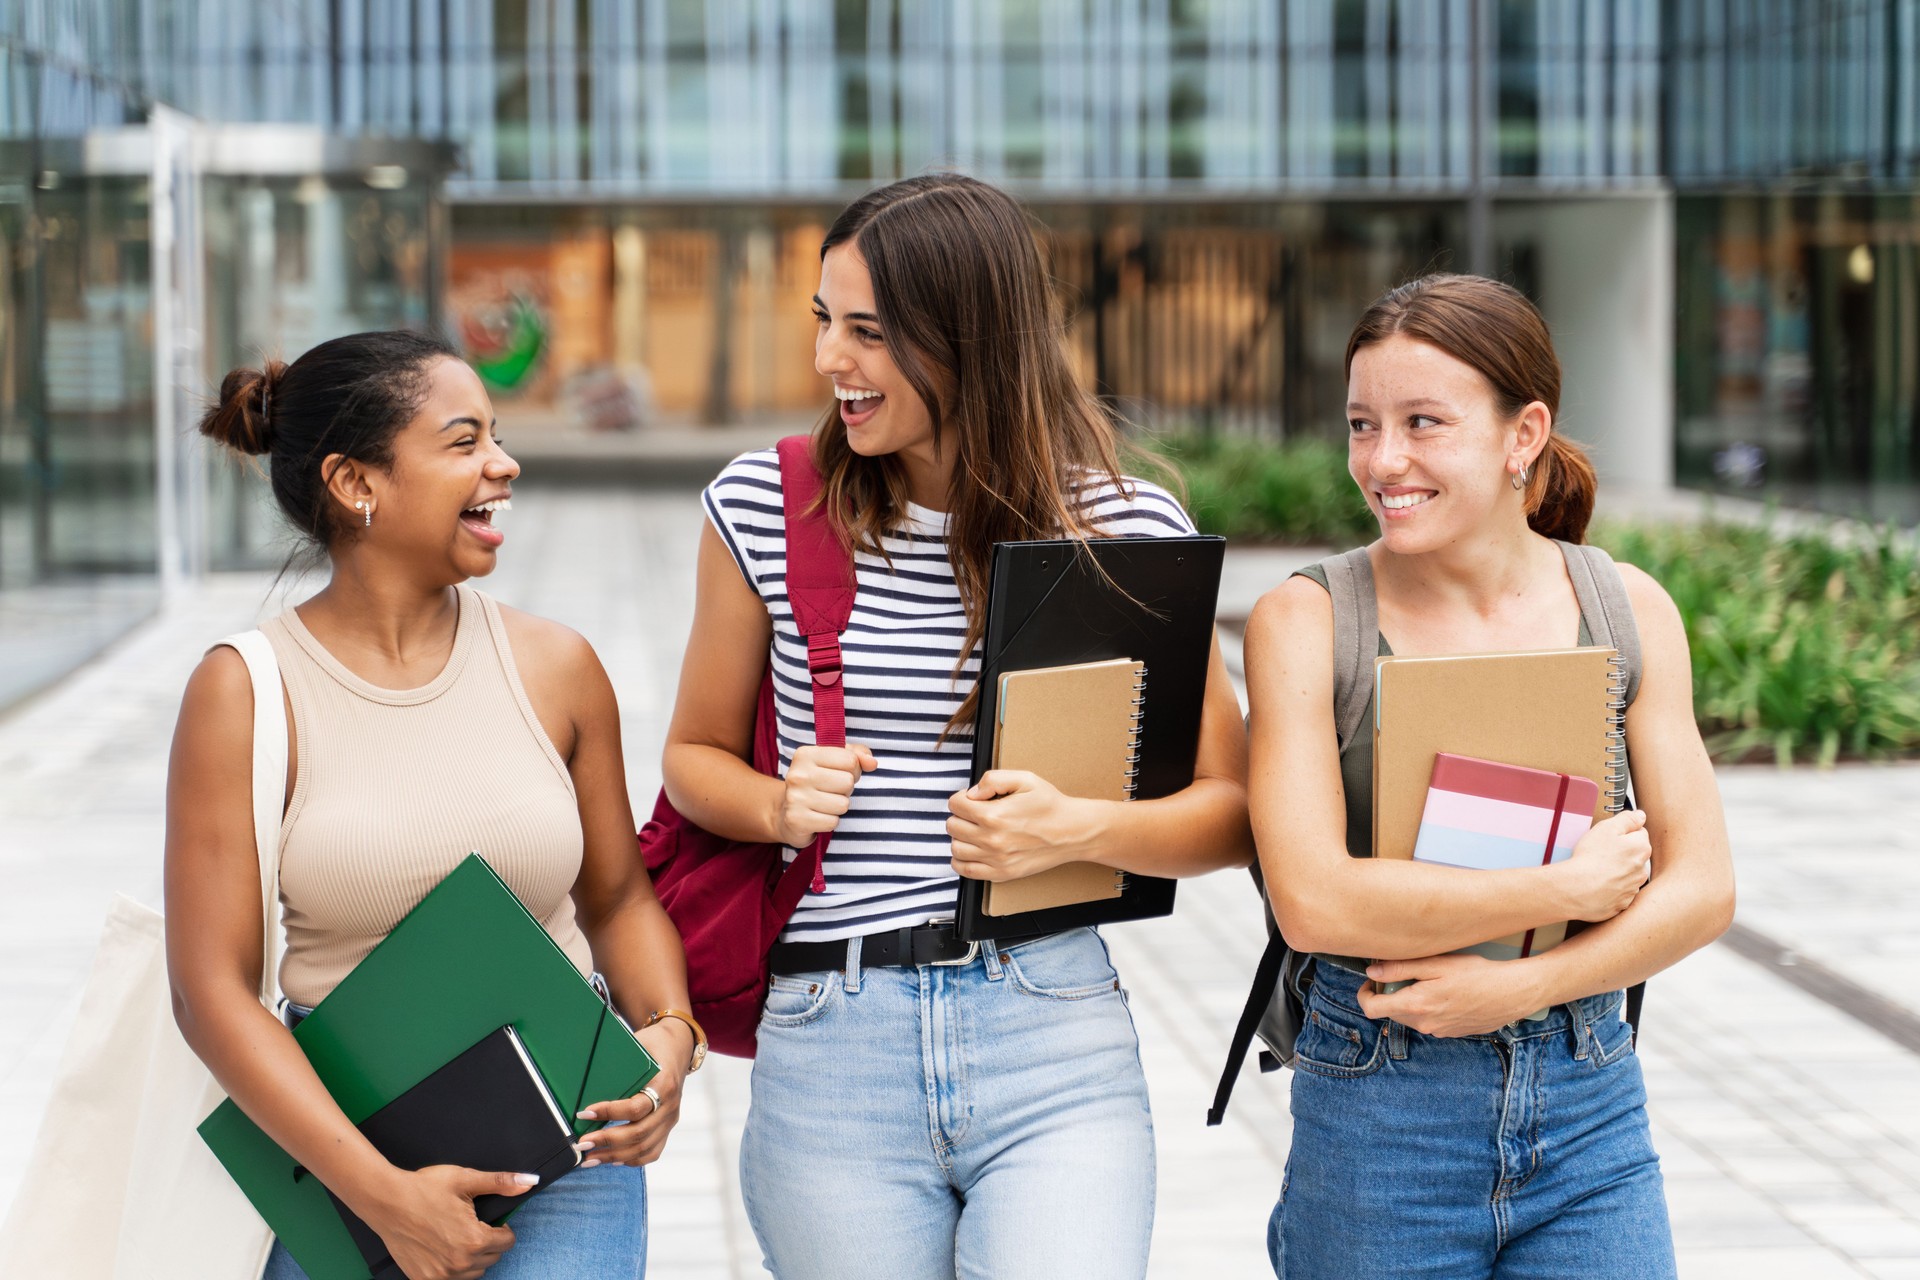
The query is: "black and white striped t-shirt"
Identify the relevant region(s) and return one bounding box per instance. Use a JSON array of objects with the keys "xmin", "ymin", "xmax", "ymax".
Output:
[{"xmin": 703, "ymin": 447, "xmax": 1198, "ymax": 943}]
